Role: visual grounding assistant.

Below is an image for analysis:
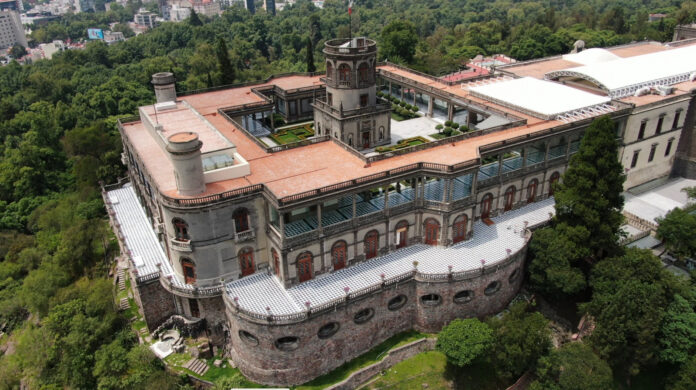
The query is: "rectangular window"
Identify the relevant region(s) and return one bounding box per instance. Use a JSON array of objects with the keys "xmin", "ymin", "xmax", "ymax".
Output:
[
  {"xmin": 638, "ymin": 121, "xmax": 646, "ymax": 140},
  {"xmin": 360, "ymin": 94, "xmax": 368, "ymax": 107},
  {"xmin": 327, "ymin": 93, "xmax": 333, "ymax": 106},
  {"xmin": 648, "ymin": 144, "xmax": 657, "ymax": 162},
  {"xmin": 665, "ymin": 139, "xmax": 674, "ymax": 156},
  {"xmin": 673, "ymin": 111, "xmax": 681, "ymax": 129},
  {"xmin": 631, "ymin": 151, "xmax": 640, "ymax": 168},
  {"xmin": 656, "ymin": 115, "xmax": 664, "ymax": 134}
]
